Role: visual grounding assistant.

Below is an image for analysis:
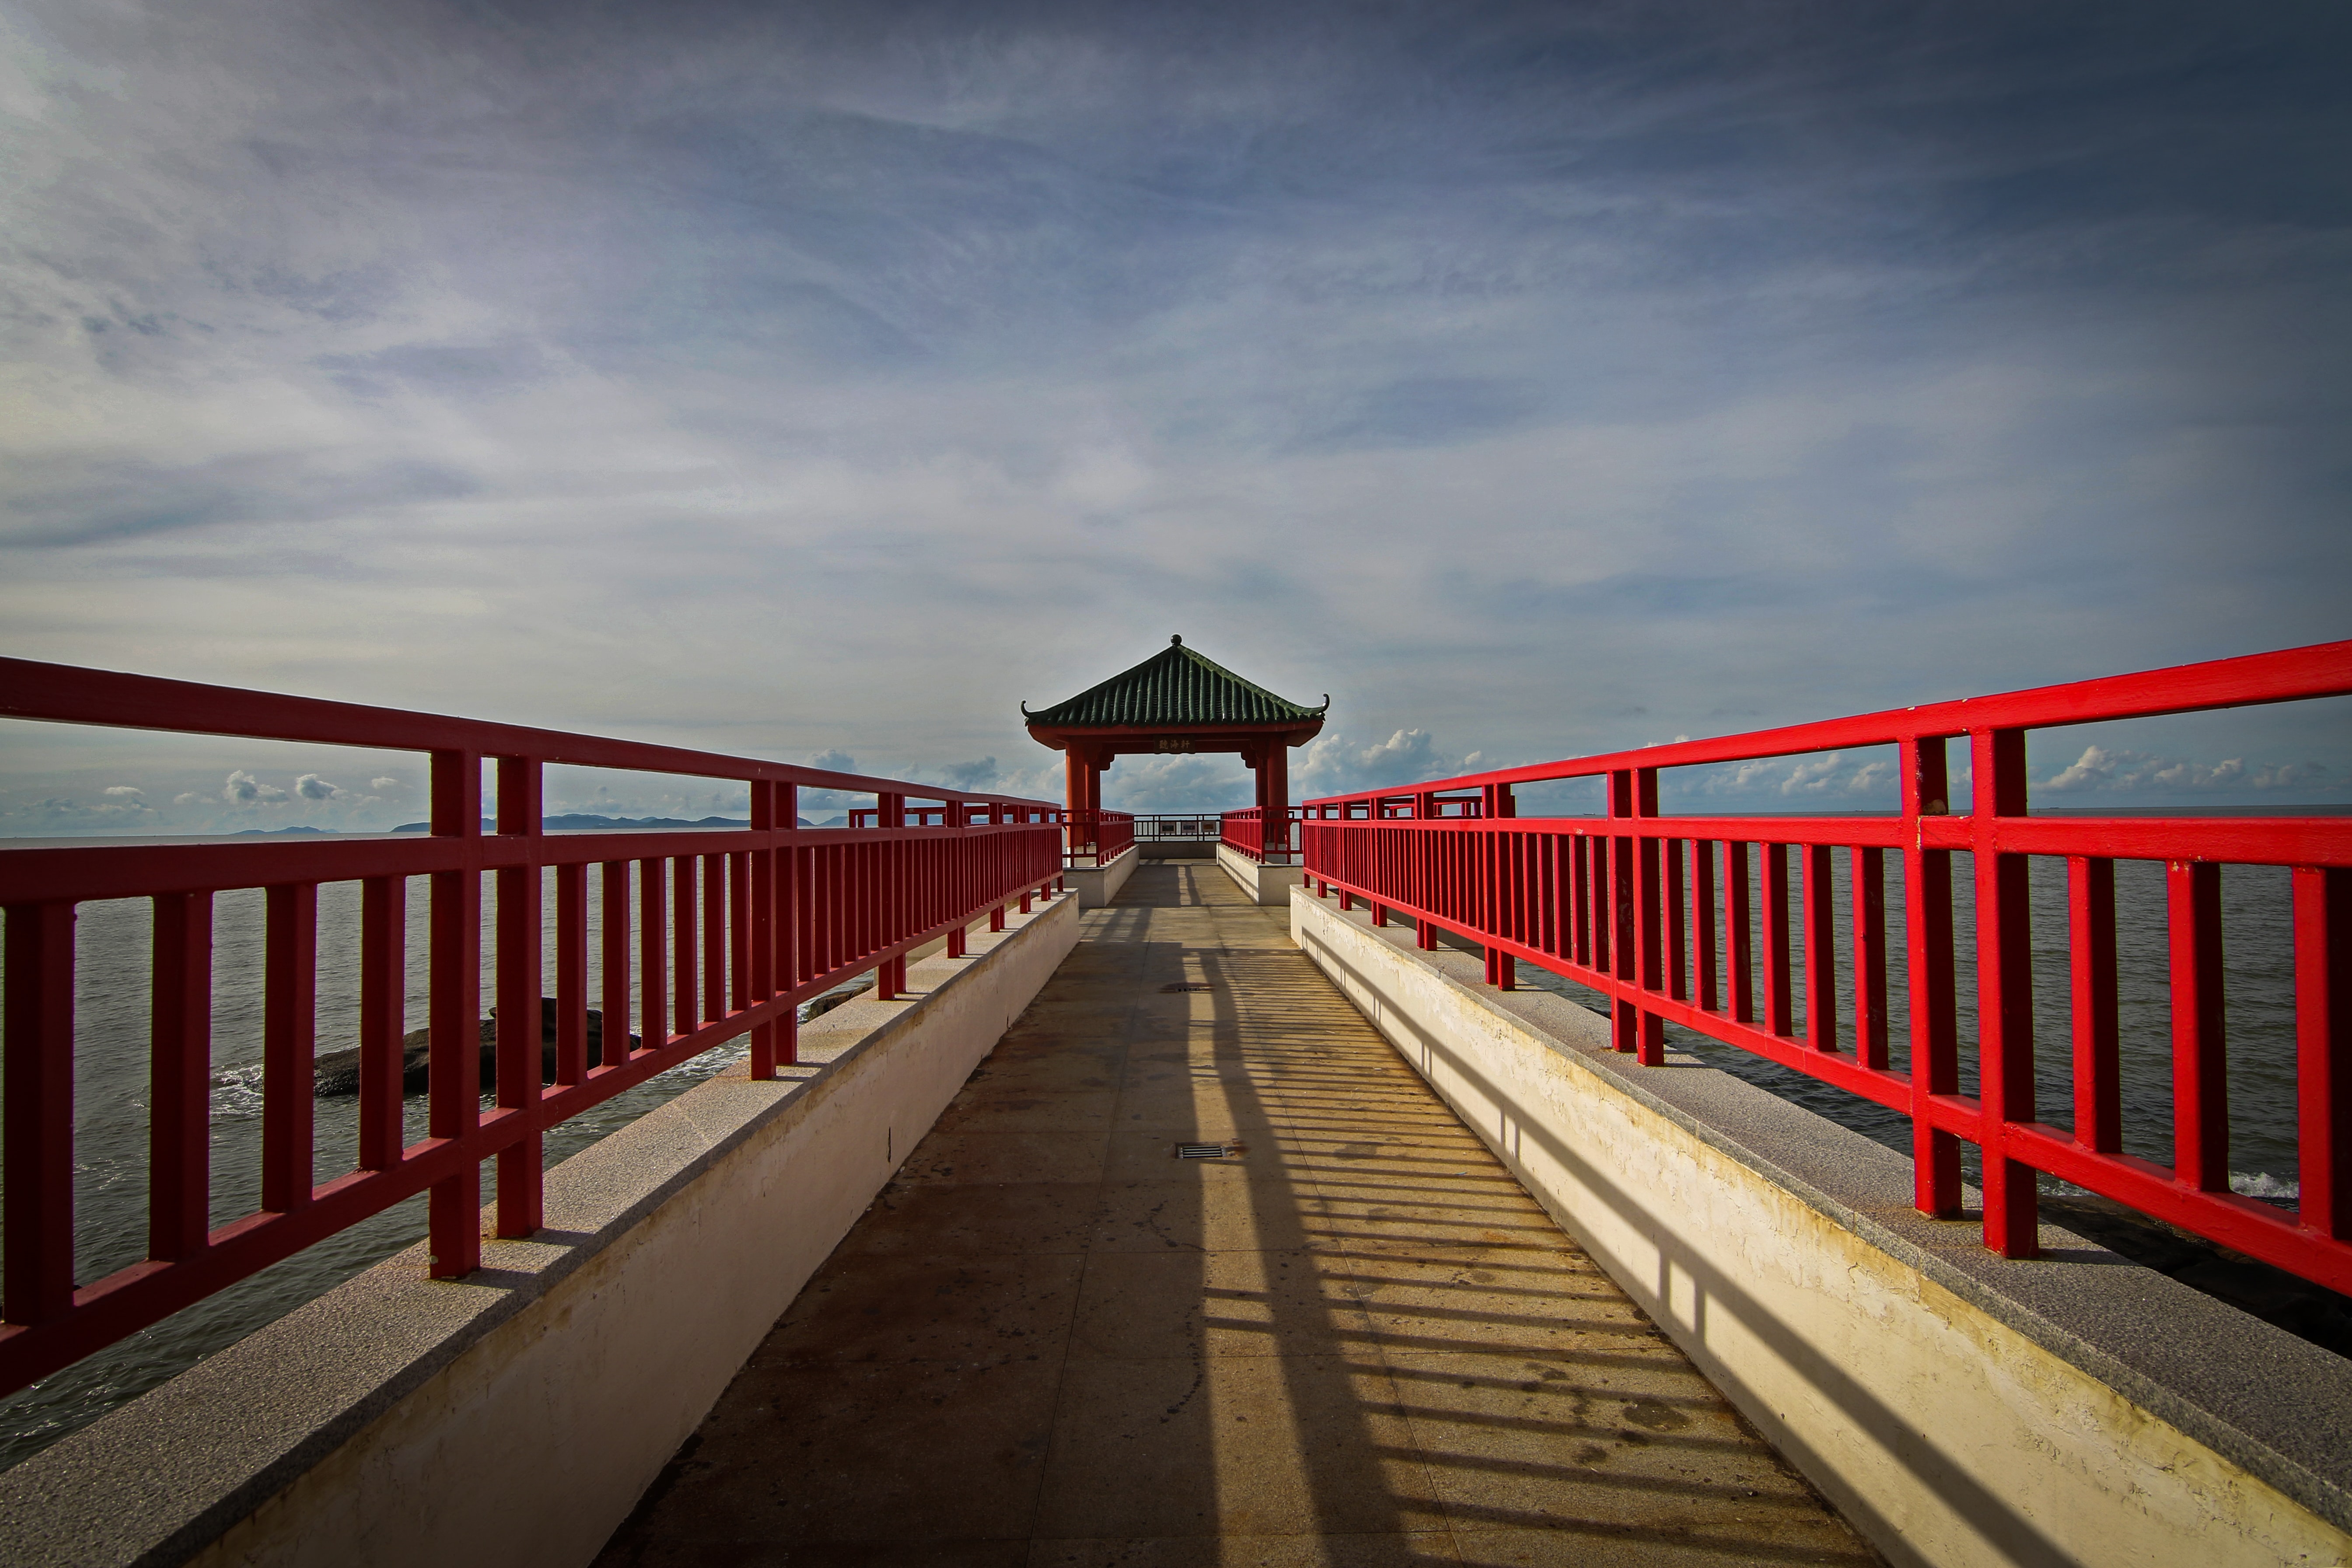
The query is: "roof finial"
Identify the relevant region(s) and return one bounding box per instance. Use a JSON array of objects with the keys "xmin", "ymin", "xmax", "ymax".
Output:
[{"xmin": 1170, "ymin": 634, "xmax": 1182, "ymax": 646}]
